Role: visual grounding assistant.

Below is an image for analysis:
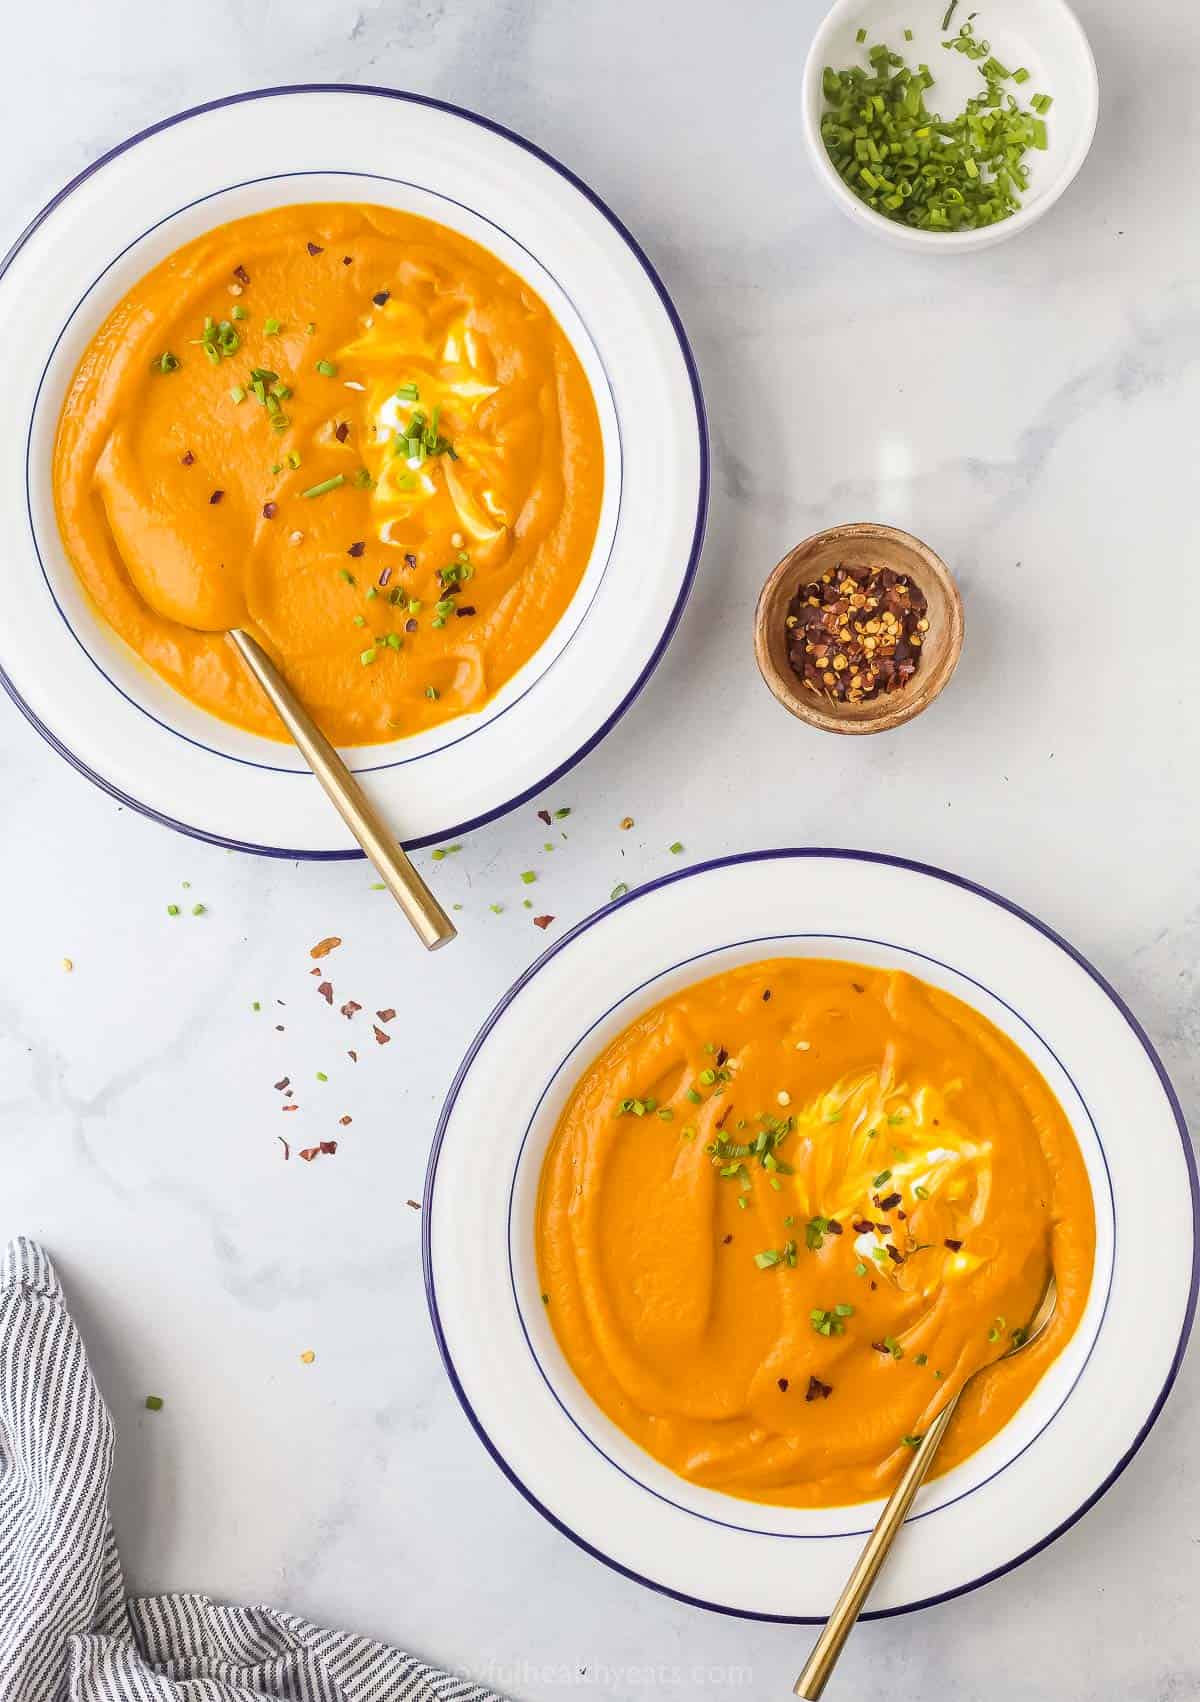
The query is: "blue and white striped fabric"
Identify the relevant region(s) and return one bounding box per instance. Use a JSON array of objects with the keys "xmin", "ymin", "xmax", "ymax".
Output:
[{"xmin": 0, "ymin": 1240, "xmax": 506, "ymax": 1702}]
